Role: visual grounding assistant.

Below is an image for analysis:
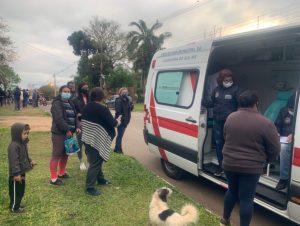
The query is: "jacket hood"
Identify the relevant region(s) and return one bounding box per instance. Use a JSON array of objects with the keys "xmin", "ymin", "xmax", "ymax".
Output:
[
  {"xmin": 52, "ymin": 95, "xmax": 62, "ymax": 104},
  {"xmin": 11, "ymin": 123, "xmax": 29, "ymax": 143}
]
